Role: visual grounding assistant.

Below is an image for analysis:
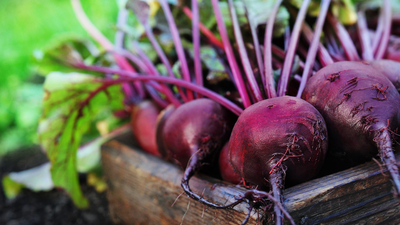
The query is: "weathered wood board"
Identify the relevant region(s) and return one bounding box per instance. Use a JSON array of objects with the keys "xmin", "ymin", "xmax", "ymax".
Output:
[{"xmin": 101, "ymin": 131, "xmax": 400, "ymax": 225}]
